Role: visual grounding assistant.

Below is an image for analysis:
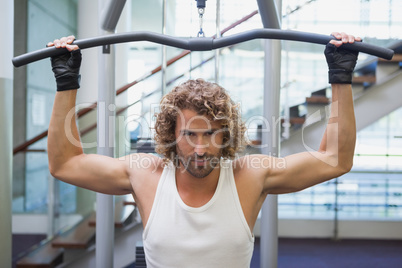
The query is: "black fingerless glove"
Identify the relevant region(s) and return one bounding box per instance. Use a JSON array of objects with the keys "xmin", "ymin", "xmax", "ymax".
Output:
[
  {"xmin": 51, "ymin": 49, "xmax": 82, "ymax": 91},
  {"xmin": 324, "ymin": 42, "xmax": 359, "ymax": 84}
]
